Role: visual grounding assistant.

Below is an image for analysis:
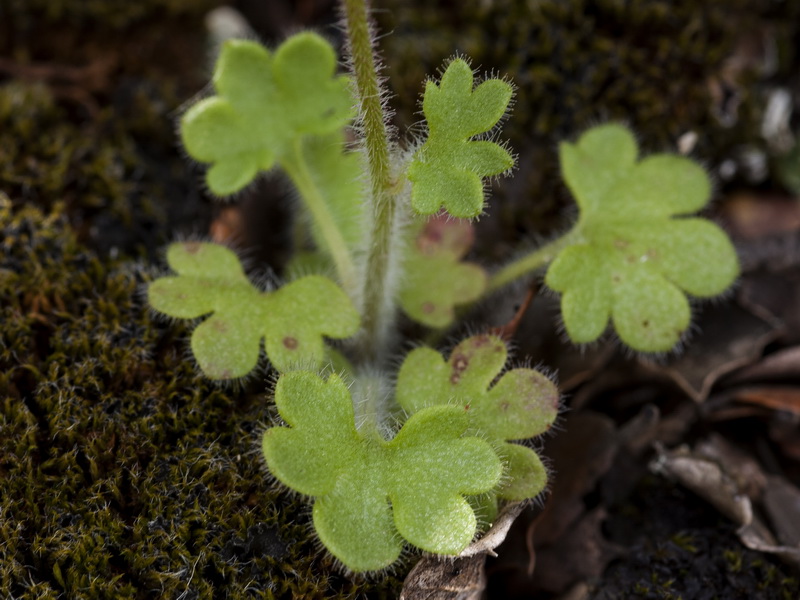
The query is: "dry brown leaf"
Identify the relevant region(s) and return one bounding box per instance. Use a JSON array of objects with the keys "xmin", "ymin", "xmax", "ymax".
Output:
[
  {"xmin": 400, "ymin": 503, "xmax": 527, "ymax": 599},
  {"xmin": 567, "ymin": 361, "xmax": 654, "ymax": 411},
  {"xmin": 739, "ymin": 270, "xmax": 800, "ymax": 342},
  {"xmin": 738, "ymin": 522, "xmax": 800, "ymax": 570},
  {"xmin": 555, "ymin": 582, "xmax": 592, "ymax": 600},
  {"xmin": 650, "ymin": 444, "xmax": 752, "ymax": 523},
  {"xmin": 734, "ymin": 386, "xmax": 800, "ymax": 415},
  {"xmin": 509, "ymin": 413, "xmax": 626, "ymax": 595},
  {"xmin": 400, "ymin": 555, "xmax": 487, "ymax": 600},
  {"xmin": 653, "ymin": 401, "xmax": 698, "ymax": 447},
  {"xmin": 535, "ymin": 412, "xmax": 618, "ymax": 545},
  {"xmin": 617, "ymin": 403, "xmax": 661, "ymax": 454},
  {"xmin": 532, "ymin": 508, "xmax": 623, "ymax": 593},
  {"xmin": 650, "ymin": 443, "xmax": 800, "ymax": 570},
  {"xmin": 459, "ymin": 502, "xmax": 526, "ymax": 558},
  {"xmin": 769, "ymin": 419, "xmax": 800, "ymax": 461},
  {"xmin": 763, "ymin": 475, "xmax": 800, "ymax": 548},
  {"xmin": 720, "ymin": 193, "xmax": 800, "ymax": 240},
  {"xmin": 694, "ymin": 433, "xmax": 768, "ymax": 499},
  {"xmin": 640, "ymin": 302, "xmax": 779, "ymax": 402},
  {"xmin": 726, "ymin": 346, "xmax": 800, "ymax": 383}
]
